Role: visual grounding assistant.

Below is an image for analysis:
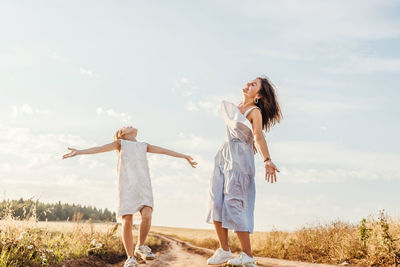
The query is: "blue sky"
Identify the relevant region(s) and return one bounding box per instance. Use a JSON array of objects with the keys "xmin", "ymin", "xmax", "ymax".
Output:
[{"xmin": 1, "ymin": 0, "xmax": 400, "ymax": 230}]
